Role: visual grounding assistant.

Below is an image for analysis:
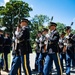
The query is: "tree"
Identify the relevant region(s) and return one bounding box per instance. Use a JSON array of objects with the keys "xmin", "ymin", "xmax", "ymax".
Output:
[
  {"xmin": 30, "ymin": 14, "xmax": 50, "ymax": 42},
  {"xmin": 0, "ymin": 0, "xmax": 32, "ymax": 36},
  {"xmin": 56, "ymin": 22, "xmax": 66, "ymax": 34},
  {"xmin": 56, "ymin": 22, "xmax": 75, "ymax": 34},
  {"xmin": 31, "ymin": 14, "xmax": 50, "ymax": 31}
]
